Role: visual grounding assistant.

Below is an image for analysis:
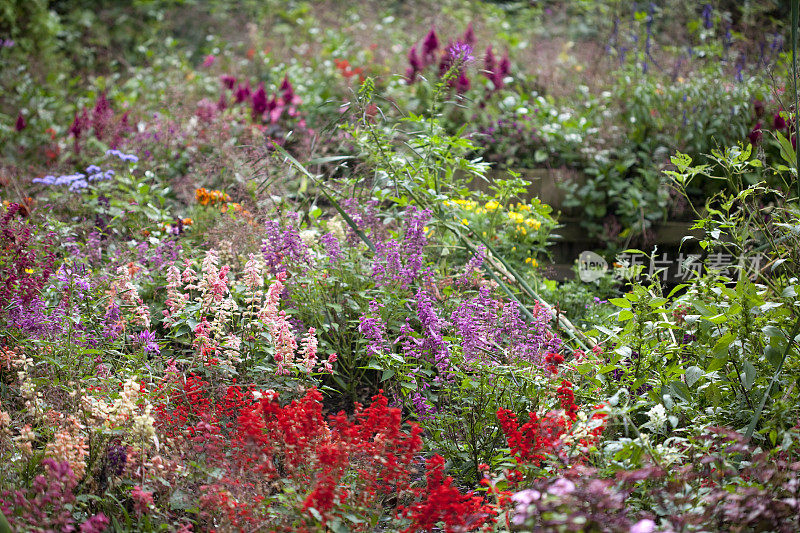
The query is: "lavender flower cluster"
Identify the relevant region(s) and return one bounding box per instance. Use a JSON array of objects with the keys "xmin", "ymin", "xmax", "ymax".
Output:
[
  {"xmin": 33, "ymin": 164, "xmax": 116, "ymax": 192},
  {"xmin": 372, "ymin": 206, "xmax": 431, "ymax": 289},
  {"xmin": 261, "ymin": 212, "xmax": 310, "ymax": 274},
  {"xmin": 106, "ymin": 148, "xmax": 139, "ymax": 162}
]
